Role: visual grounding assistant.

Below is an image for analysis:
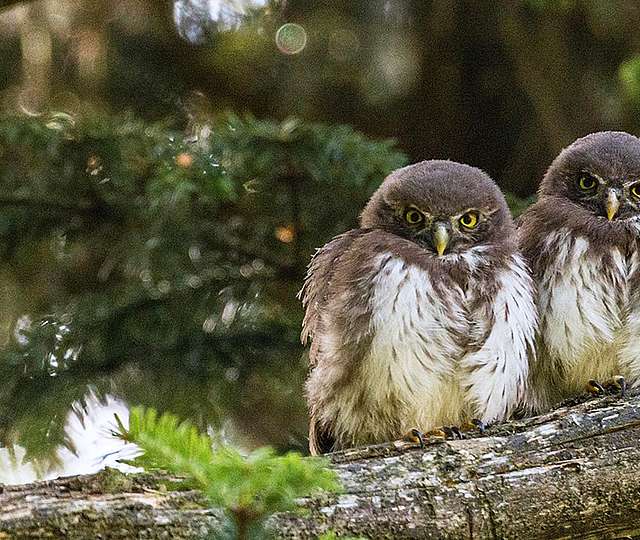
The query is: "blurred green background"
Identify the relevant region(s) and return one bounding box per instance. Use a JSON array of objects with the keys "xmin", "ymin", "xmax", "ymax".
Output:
[{"xmin": 1, "ymin": 0, "xmax": 640, "ymax": 465}]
